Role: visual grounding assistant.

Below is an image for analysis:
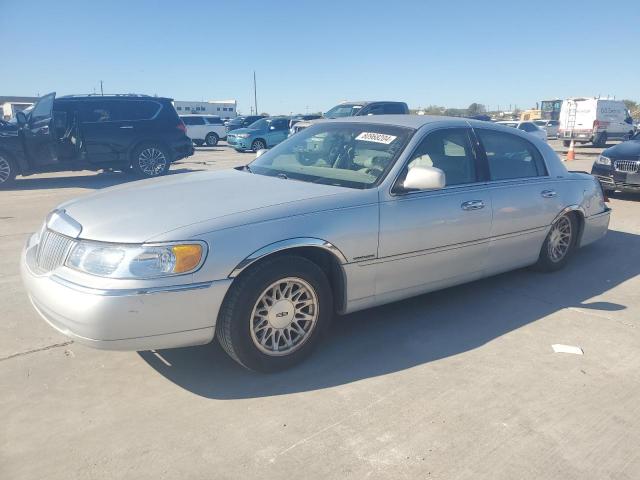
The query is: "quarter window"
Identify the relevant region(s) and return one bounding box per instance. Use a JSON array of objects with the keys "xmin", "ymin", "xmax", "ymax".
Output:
[
  {"xmin": 476, "ymin": 129, "xmax": 547, "ymax": 180},
  {"xmin": 404, "ymin": 128, "xmax": 477, "ymax": 186}
]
